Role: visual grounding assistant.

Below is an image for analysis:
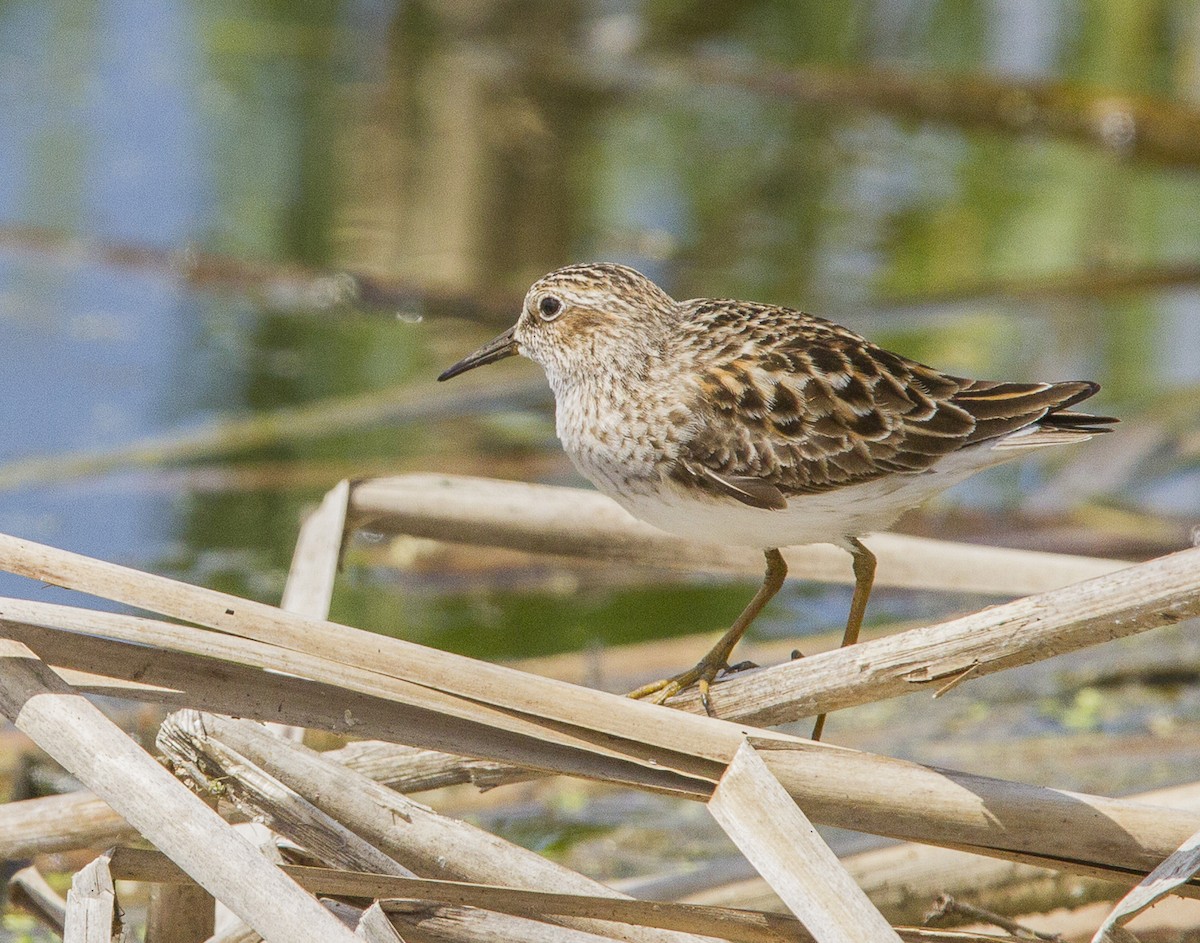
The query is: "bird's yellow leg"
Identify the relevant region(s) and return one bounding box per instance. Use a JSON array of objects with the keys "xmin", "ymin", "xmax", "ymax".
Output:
[
  {"xmin": 810, "ymin": 537, "xmax": 876, "ymax": 741},
  {"xmin": 628, "ymin": 548, "xmax": 787, "ymax": 715}
]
